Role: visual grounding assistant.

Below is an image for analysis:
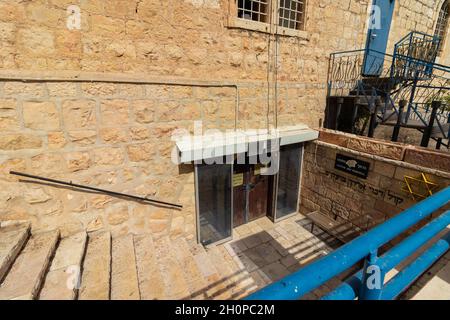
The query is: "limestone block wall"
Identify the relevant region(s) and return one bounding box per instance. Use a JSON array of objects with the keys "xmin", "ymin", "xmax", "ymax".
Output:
[
  {"xmin": 301, "ymin": 129, "xmax": 450, "ymax": 240},
  {"xmin": 0, "ymin": 77, "xmax": 325, "ymax": 238}
]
